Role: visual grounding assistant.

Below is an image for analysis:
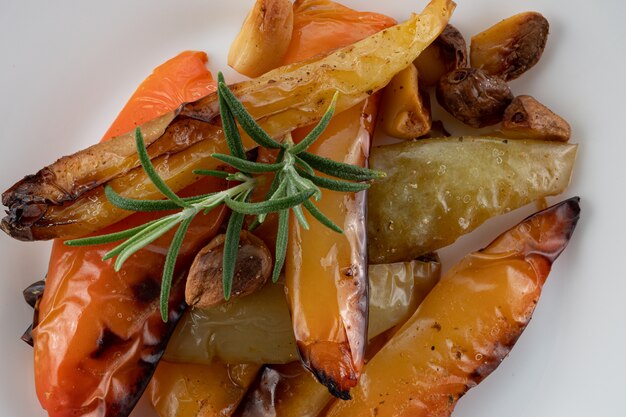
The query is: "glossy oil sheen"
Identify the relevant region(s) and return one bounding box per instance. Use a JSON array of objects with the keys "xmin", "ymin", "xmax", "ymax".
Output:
[
  {"xmin": 368, "ymin": 137, "xmax": 577, "ymax": 263},
  {"xmin": 234, "ymin": 258, "xmax": 441, "ymax": 417},
  {"xmin": 282, "ymin": 0, "xmax": 397, "ymax": 398},
  {"xmin": 32, "ymin": 53, "xmax": 225, "ymax": 417},
  {"xmin": 163, "ymin": 258, "xmax": 440, "ymax": 366},
  {"xmin": 149, "ymin": 361, "xmax": 260, "ymax": 417},
  {"xmin": 326, "ymin": 199, "xmax": 580, "ymax": 416}
]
